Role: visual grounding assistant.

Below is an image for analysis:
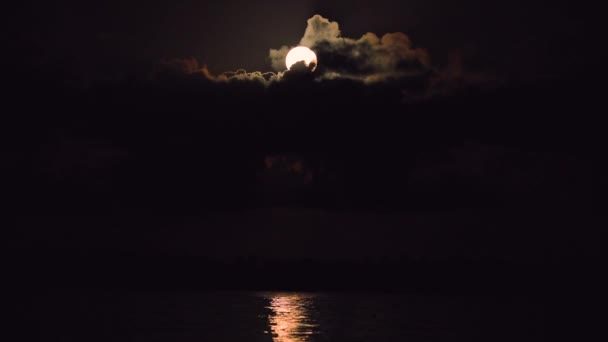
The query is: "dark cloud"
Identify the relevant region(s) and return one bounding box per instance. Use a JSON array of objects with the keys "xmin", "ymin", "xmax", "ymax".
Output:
[
  {"xmin": 4, "ymin": 1, "xmax": 605, "ymax": 300},
  {"xmin": 5, "ymin": 8, "xmax": 603, "ymax": 234}
]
